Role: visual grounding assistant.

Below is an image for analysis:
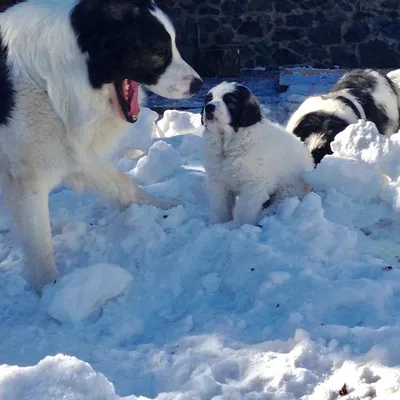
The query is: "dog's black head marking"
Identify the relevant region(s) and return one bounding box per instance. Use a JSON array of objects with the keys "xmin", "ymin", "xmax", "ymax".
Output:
[
  {"xmin": 71, "ymin": 0, "xmax": 173, "ymax": 89},
  {"xmin": 227, "ymin": 84, "xmax": 263, "ymax": 131}
]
